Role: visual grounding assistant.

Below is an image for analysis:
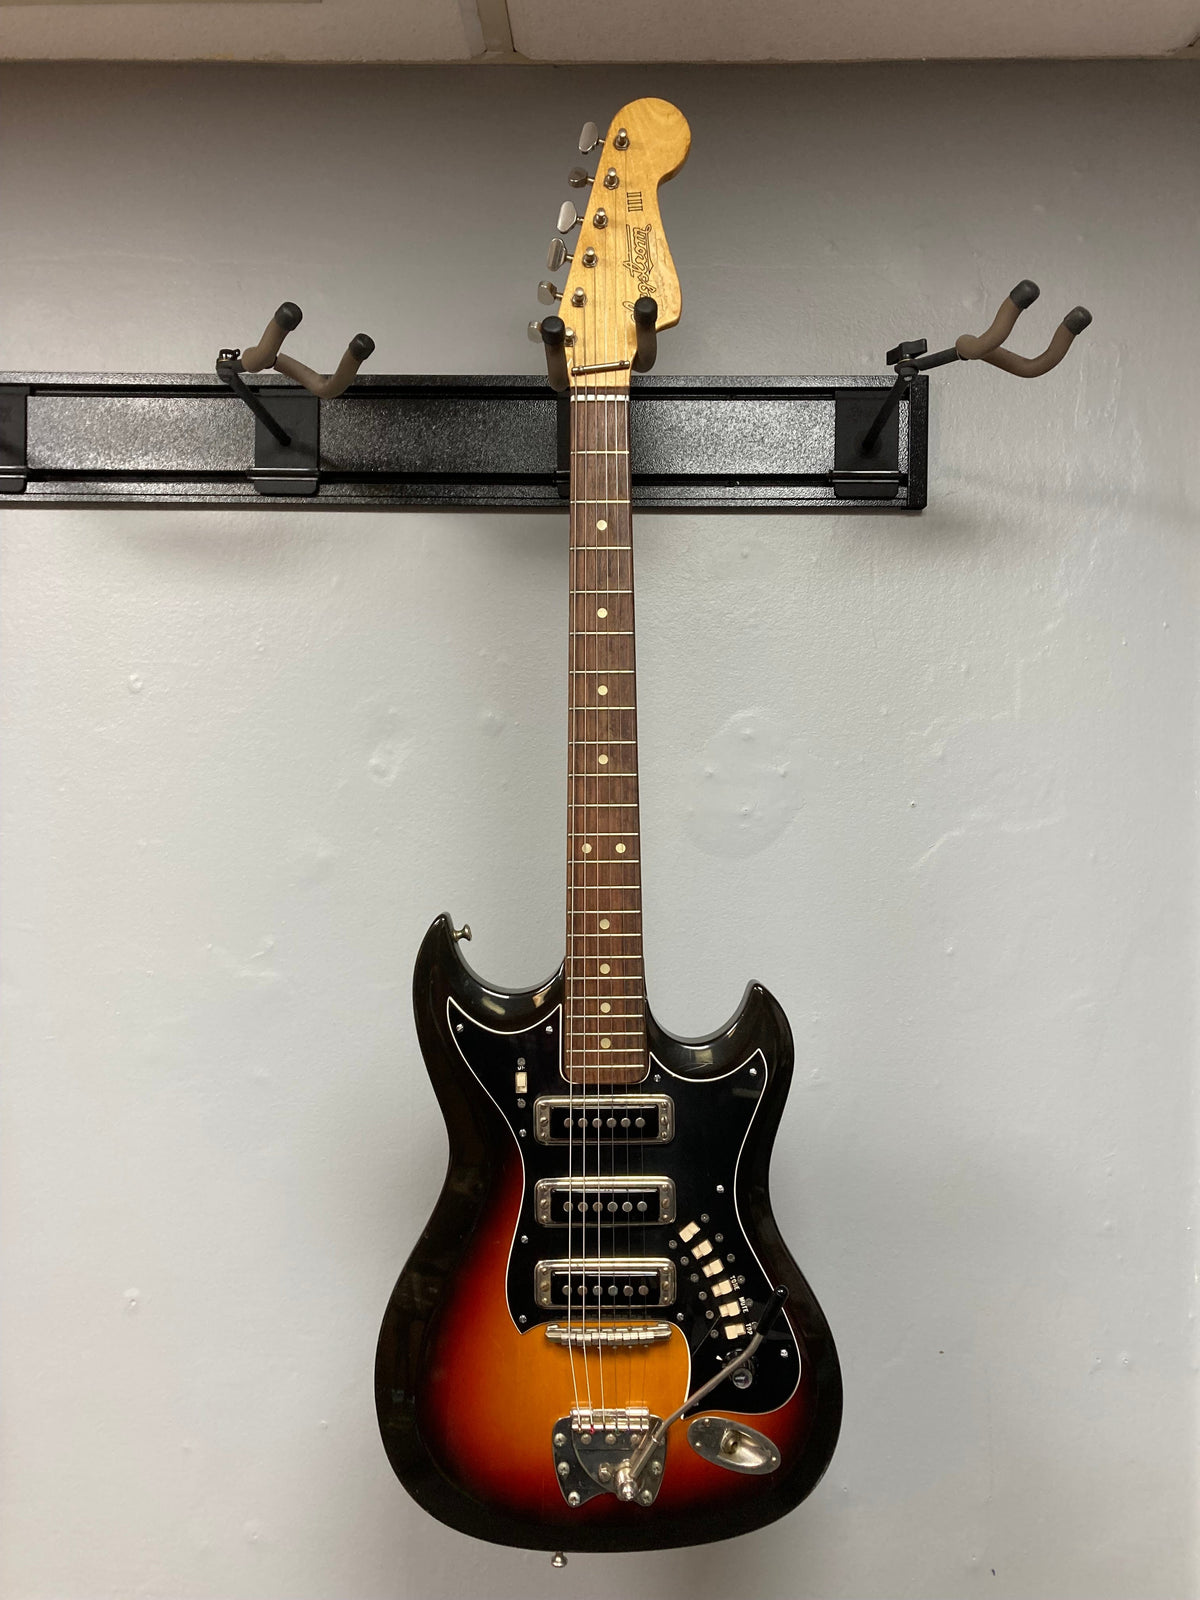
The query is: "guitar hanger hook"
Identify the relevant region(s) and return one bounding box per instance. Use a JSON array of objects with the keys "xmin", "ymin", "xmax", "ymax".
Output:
[
  {"xmin": 859, "ymin": 278, "xmax": 1093, "ymax": 457},
  {"xmin": 217, "ymin": 301, "xmax": 376, "ymax": 443}
]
